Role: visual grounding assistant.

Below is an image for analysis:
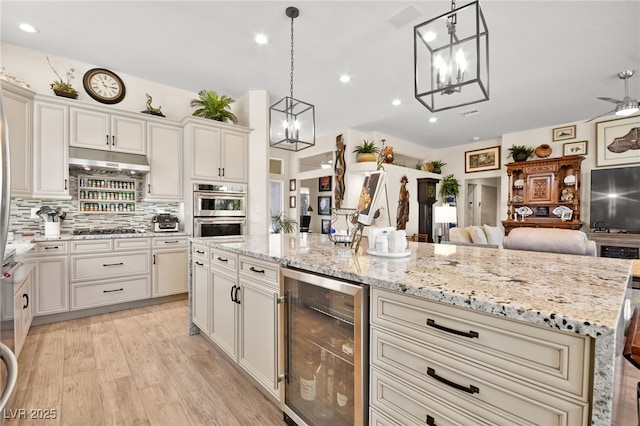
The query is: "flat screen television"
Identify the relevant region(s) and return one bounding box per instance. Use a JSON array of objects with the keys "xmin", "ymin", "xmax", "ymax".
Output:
[{"xmin": 590, "ymin": 166, "xmax": 640, "ymax": 231}]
